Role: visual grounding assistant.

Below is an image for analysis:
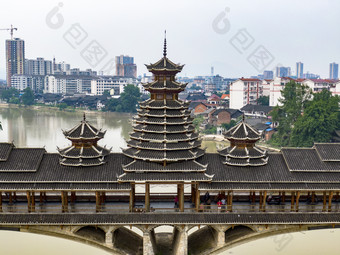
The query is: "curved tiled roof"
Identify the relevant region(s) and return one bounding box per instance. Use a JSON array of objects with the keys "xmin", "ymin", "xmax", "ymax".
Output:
[
  {"xmin": 63, "ymin": 116, "xmax": 106, "ymax": 140},
  {"xmin": 225, "ymin": 120, "xmax": 261, "ymax": 141},
  {"xmin": 58, "ymin": 145, "xmax": 111, "ymax": 159},
  {"xmin": 59, "ymin": 115, "xmax": 109, "ymax": 167},
  {"xmin": 145, "ymin": 57, "xmax": 184, "ymax": 73}
]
